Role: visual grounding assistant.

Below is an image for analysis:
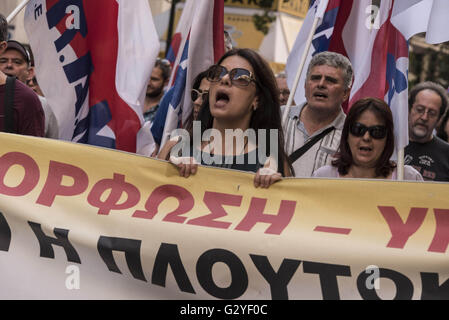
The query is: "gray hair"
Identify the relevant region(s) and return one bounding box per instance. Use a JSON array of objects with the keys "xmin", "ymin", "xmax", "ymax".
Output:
[
  {"xmin": 0, "ymin": 14, "xmax": 7, "ymax": 42},
  {"xmin": 409, "ymin": 81, "xmax": 448, "ymax": 119},
  {"xmin": 306, "ymin": 51, "xmax": 353, "ymax": 89}
]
